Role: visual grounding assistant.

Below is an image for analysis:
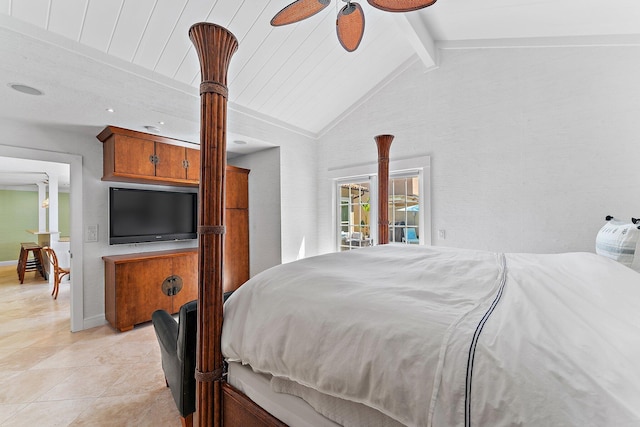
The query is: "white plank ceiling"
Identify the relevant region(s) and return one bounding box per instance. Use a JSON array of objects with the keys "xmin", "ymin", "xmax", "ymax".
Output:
[
  {"xmin": 0, "ymin": 0, "xmax": 639, "ymax": 149},
  {"xmin": 0, "ymin": 0, "xmax": 425, "ymax": 139}
]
